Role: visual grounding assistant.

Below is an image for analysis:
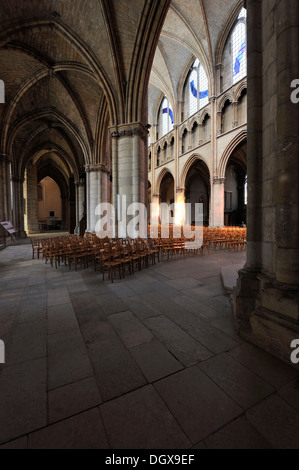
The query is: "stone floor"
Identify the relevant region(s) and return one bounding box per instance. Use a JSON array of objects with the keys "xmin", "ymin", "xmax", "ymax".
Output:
[{"xmin": 0, "ymin": 245, "xmax": 298, "ymax": 449}]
